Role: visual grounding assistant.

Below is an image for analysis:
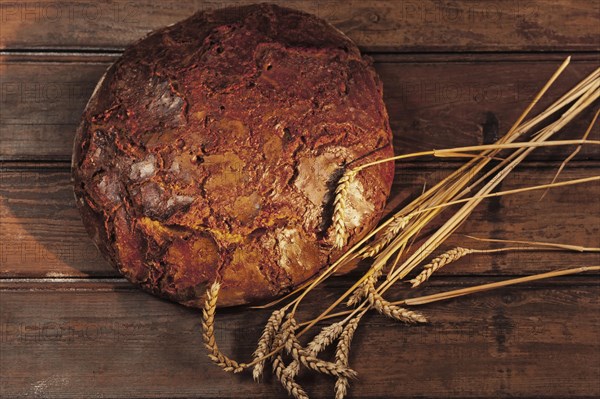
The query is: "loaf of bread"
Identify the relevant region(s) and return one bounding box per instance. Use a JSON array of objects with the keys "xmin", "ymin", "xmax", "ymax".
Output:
[{"xmin": 72, "ymin": 3, "xmax": 394, "ymax": 307}]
